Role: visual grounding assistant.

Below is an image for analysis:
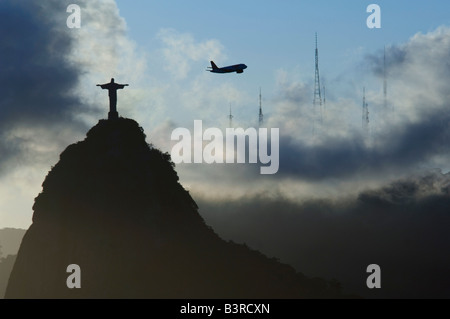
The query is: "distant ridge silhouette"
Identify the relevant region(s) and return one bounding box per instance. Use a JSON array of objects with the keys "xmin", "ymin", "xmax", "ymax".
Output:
[{"xmin": 6, "ymin": 118, "xmax": 351, "ymax": 298}]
